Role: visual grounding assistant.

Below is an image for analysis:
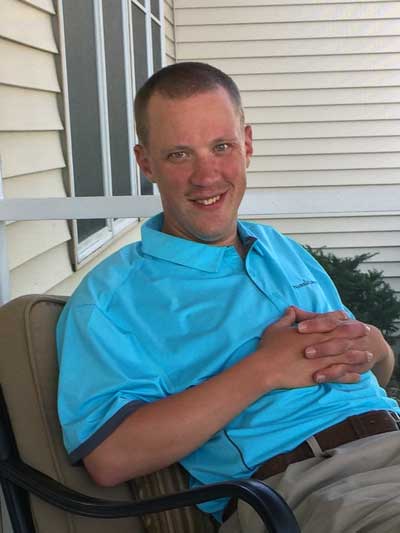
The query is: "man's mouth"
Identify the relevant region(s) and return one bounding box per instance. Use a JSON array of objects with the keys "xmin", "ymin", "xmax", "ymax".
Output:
[{"xmin": 193, "ymin": 195, "xmax": 221, "ymax": 206}]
